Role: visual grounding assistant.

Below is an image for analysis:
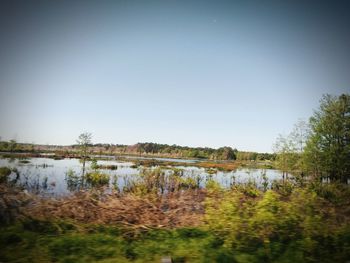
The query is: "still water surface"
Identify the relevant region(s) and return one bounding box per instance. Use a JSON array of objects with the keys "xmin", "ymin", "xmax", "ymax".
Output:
[{"xmin": 0, "ymin": 157, "xmax": 282, "ymax": 196}]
